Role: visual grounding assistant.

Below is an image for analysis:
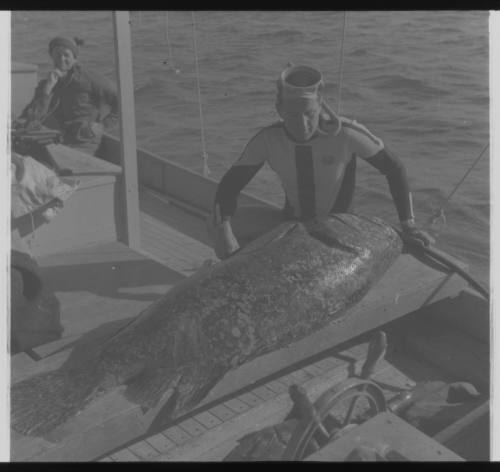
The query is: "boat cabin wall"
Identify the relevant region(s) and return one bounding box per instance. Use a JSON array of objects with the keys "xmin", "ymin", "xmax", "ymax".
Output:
[
  {"xmin": 97, "ymin": 133, "xmax": 279, "ymax": 215},
  {"xmin": 11, "ymin": 62, "xmax": 38, "ymax": 119}
]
